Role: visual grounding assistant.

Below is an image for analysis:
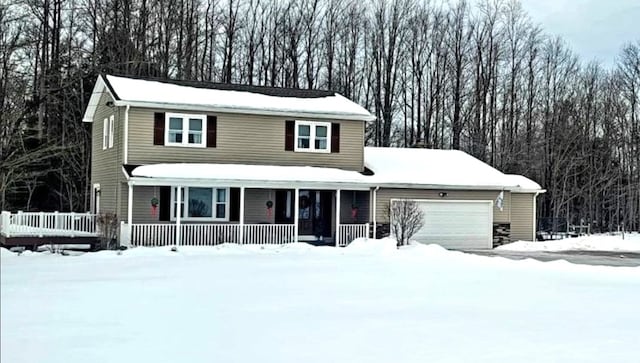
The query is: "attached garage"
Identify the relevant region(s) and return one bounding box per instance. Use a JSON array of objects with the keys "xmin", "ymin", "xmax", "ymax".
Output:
[{"xmin": 394, "ymin": 199, "xmax": 493, "ymax": 250}]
